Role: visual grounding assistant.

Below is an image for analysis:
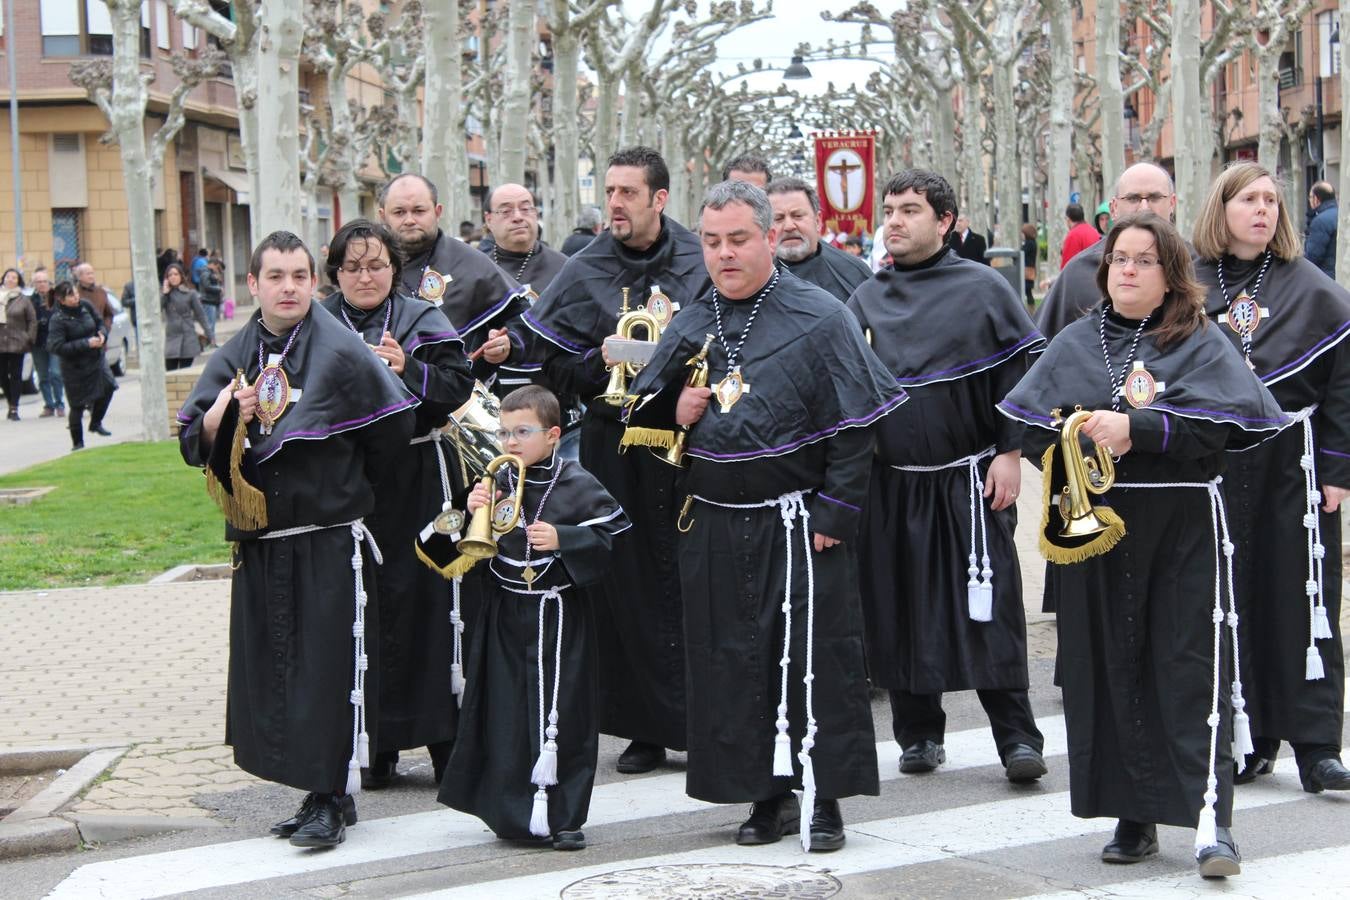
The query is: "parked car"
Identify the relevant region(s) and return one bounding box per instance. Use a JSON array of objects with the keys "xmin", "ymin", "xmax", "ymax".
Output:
[{"xmin": 105, "ymin": 291, "xmax": 133, "ymax": 377}]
